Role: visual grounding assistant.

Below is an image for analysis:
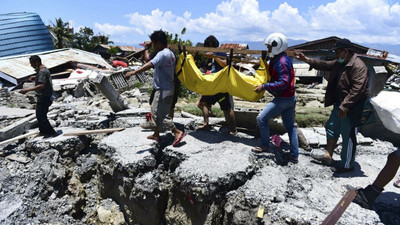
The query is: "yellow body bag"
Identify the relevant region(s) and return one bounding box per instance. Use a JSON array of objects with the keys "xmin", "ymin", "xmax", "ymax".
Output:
[{"xmin": 175, "ymin": 53, "xmax": 270, "ymax": 102}]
